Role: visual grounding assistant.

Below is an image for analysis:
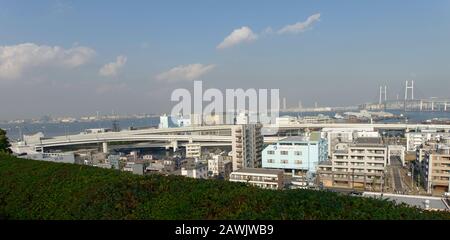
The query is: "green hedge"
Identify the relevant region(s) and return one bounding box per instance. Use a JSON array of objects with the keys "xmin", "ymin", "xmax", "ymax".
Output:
[{"xmin": 0, "ymin": 153, "xmax": 449, "ymax": 220}]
